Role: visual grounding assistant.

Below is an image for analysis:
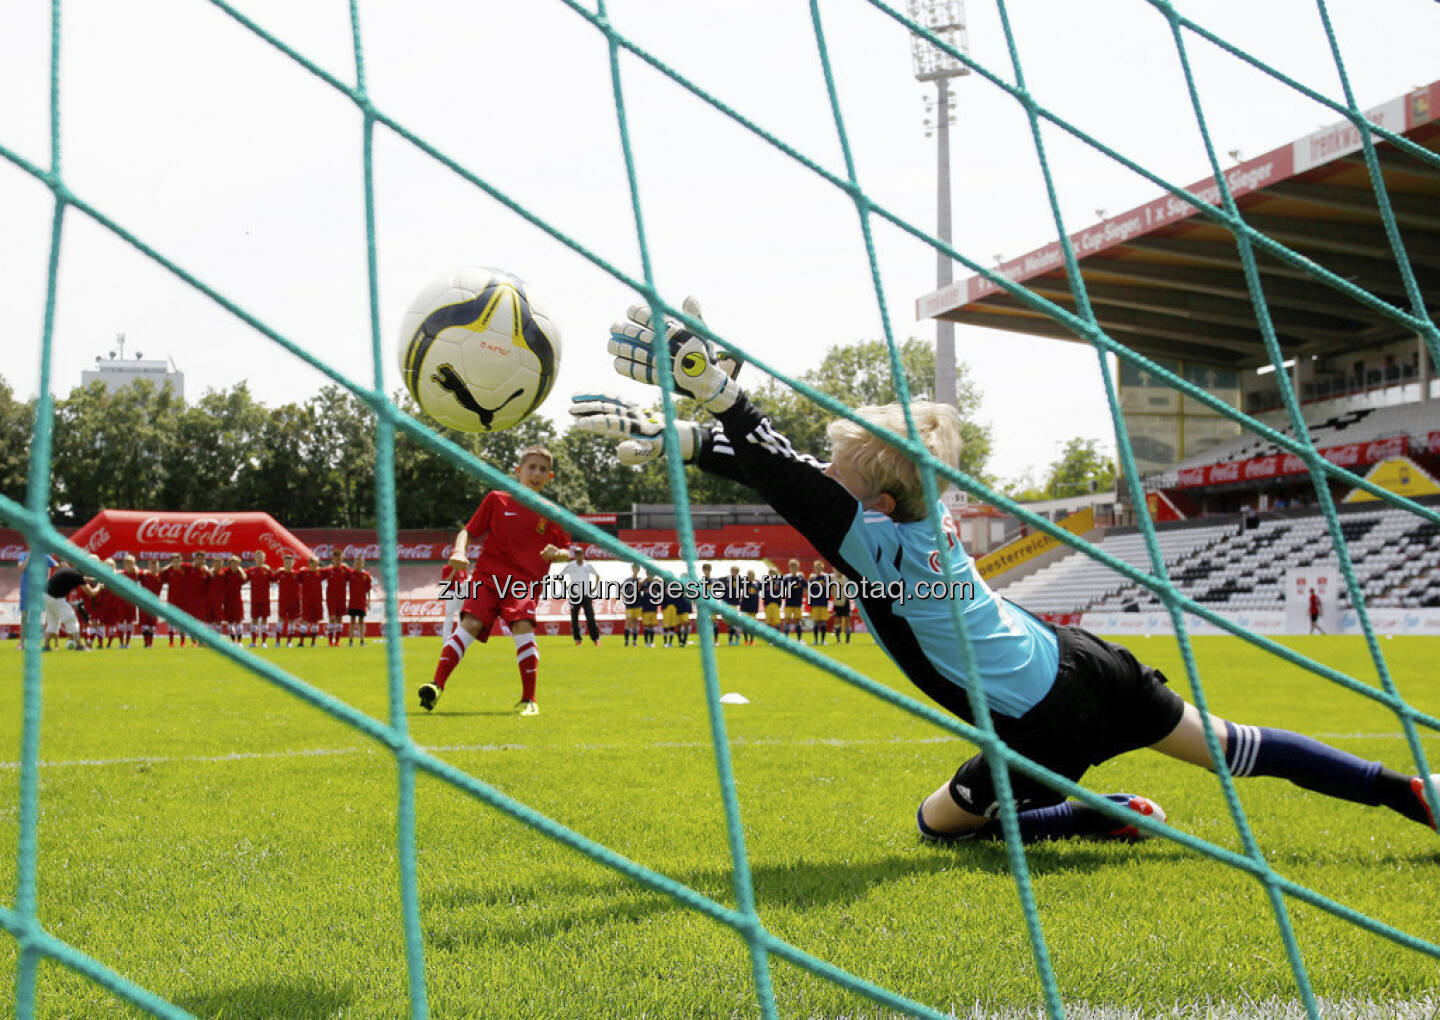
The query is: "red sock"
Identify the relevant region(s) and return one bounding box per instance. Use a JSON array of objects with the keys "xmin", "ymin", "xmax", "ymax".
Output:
[
  {"xmin": 515, "ymin": 633, "xmax": 538, "ymax": 702},
  {"xmin": 433, "ymin": 628, "xmax": 474, "ymax": 691}
]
